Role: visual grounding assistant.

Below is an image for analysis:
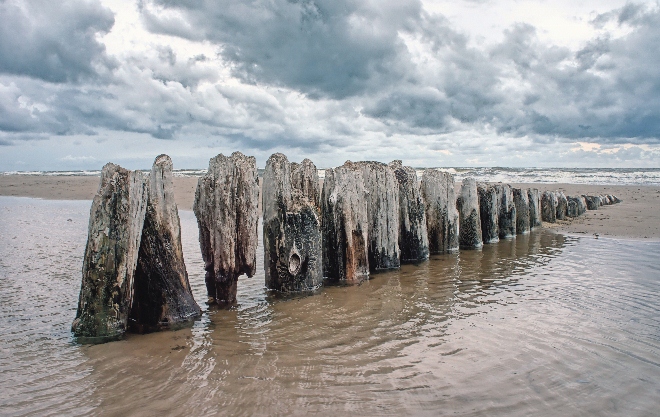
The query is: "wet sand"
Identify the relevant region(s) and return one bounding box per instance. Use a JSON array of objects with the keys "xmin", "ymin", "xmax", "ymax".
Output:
[{"xmin": 1, "ymin": 175, "xmax": 658, "ymax": 239}]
